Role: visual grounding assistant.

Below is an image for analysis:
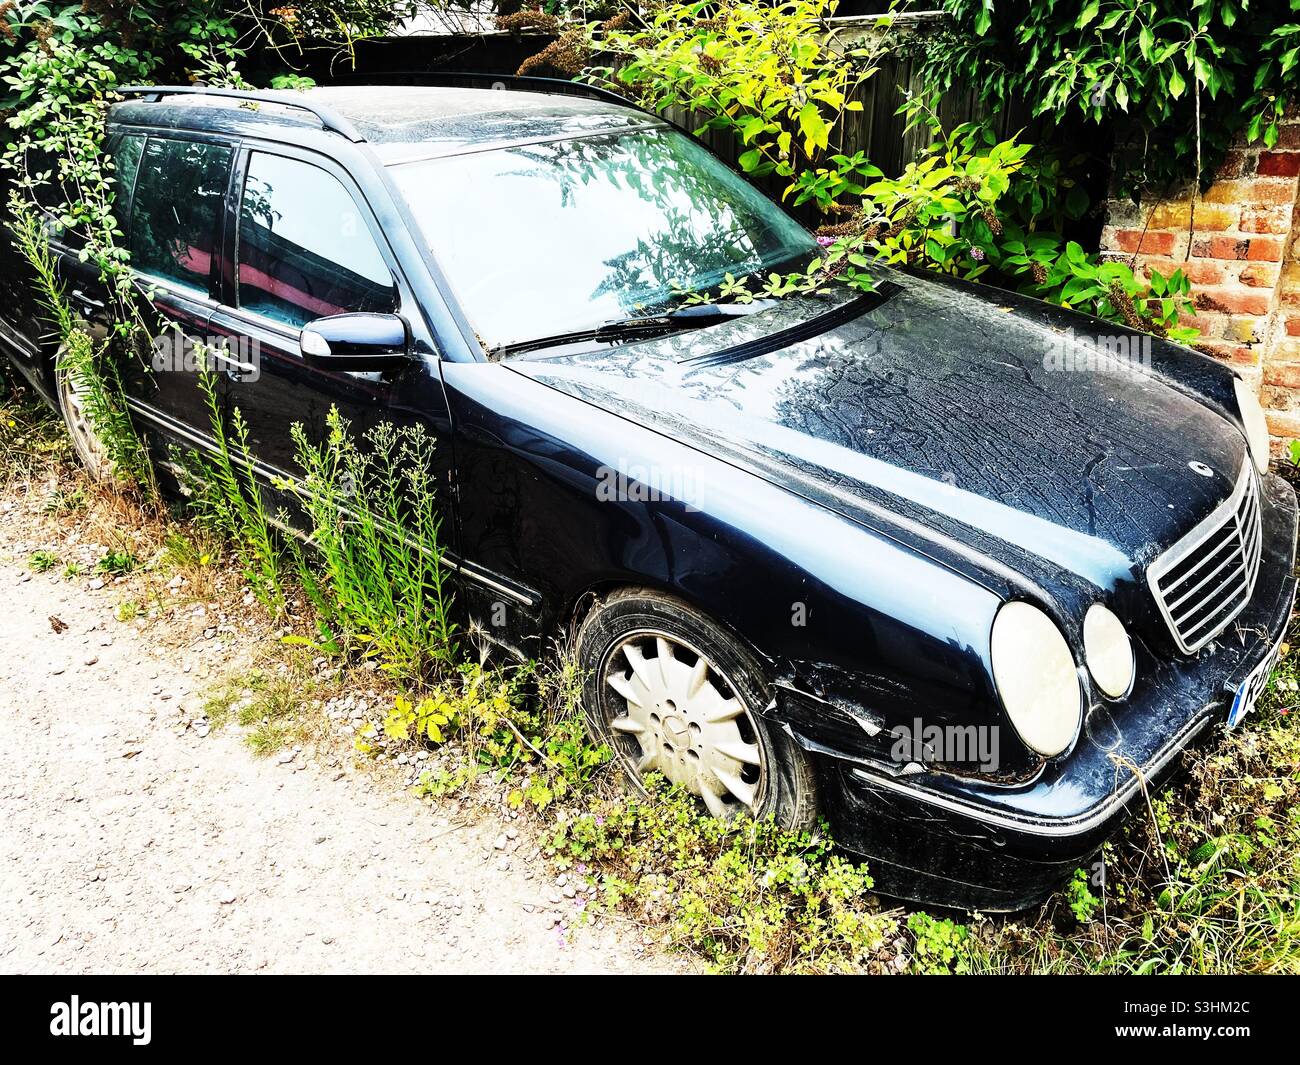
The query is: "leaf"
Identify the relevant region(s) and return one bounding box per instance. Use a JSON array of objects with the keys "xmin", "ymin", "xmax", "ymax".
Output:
[
  {"xmin": 735, "ymin": 115, "xmax": 766, "ymax": 144},
  {"xmin": 1167, "ymin": 67, "xmax": 1186, "ymax": 99},
  {"xmin": 1076, "ymin": 1, "xmax": 1100, "ymax": 29},
  {"xmin": 798, "ymin": 102, "xmax": 829, "ymax": 153},
  {"xmin": 1139, "ymin": 24, "xmax": 1155, "ymax": 59},
  {"xmin": 737, "ymin": 148, "xmax": 762, "ymax": 172}
]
